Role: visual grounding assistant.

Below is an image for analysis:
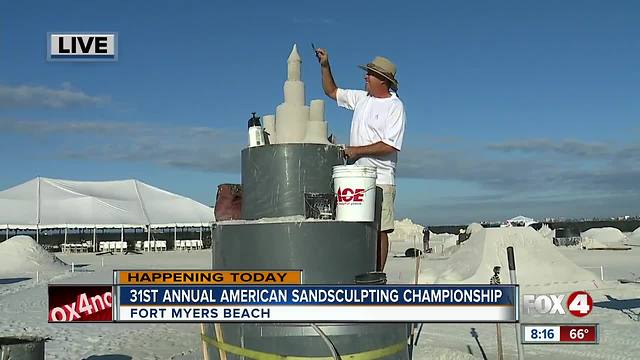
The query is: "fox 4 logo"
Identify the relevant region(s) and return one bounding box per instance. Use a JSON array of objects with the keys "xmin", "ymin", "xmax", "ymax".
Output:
[{"xmin": 523, "ymin": 291, "xmax": 593, "ymax": 317}]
